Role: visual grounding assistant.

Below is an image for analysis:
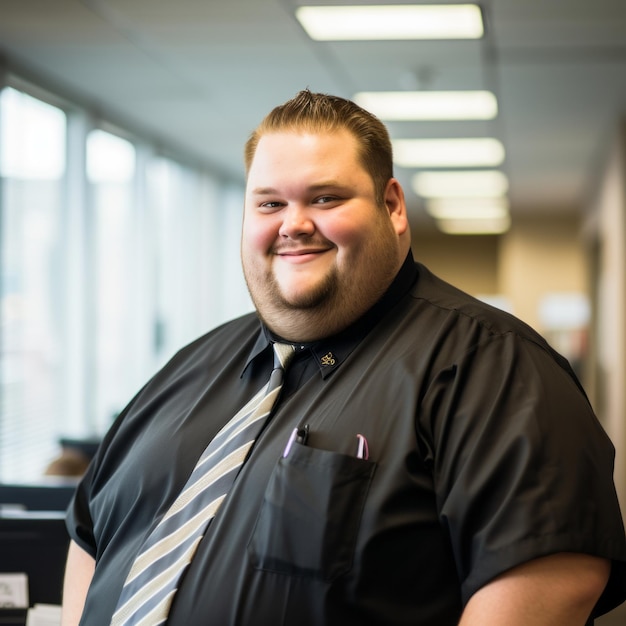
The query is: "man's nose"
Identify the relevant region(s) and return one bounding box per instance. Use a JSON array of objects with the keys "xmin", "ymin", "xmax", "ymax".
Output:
[{"xmin": 278, "ymin": 204, "xmax": 315, "ymax": 238}]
